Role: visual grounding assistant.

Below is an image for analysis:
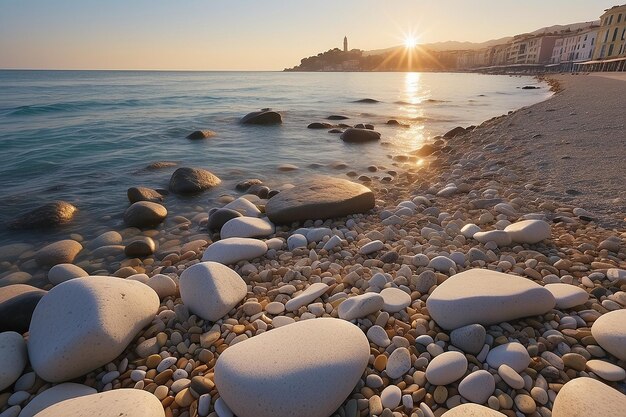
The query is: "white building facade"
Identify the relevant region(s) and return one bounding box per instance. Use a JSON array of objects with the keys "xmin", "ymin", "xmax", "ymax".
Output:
[{"xmin": 550, "ymin": 29, "xmax": 598, "ymax": 70}]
